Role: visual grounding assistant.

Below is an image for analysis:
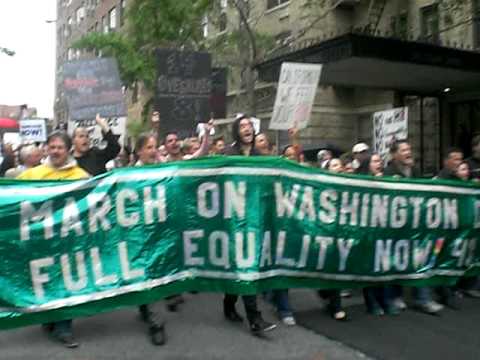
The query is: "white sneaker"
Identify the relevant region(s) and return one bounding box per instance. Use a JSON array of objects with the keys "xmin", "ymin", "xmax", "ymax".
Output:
[
  {"xmin": 392, "ymin": 298, "xmax": 407, "ymax": 311},
  {"xmin": 281, "ymin": 316, "xmax": 296, "ymax": 326}
]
